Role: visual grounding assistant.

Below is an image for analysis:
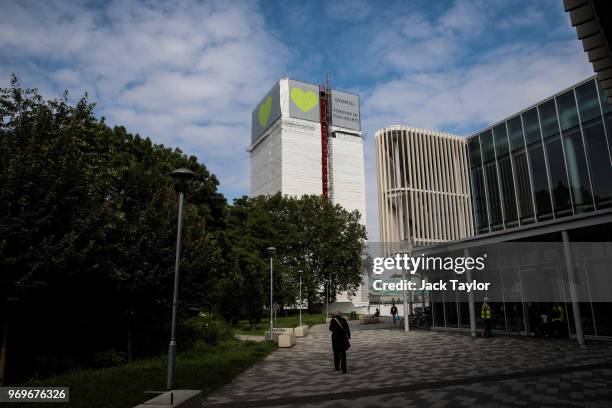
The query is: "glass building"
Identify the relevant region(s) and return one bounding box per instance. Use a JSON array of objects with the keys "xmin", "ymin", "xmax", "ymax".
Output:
[
  {"xmin": 468, "ymin": 77, "xmax": 612, "ymax": 235},
  {"xmin": 424, "ymin": 76, "xmax": 612, "ymax": 342},
  {"xmin": 375, "ymin": 77, "xmax": 612, "ymax": 342}
]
